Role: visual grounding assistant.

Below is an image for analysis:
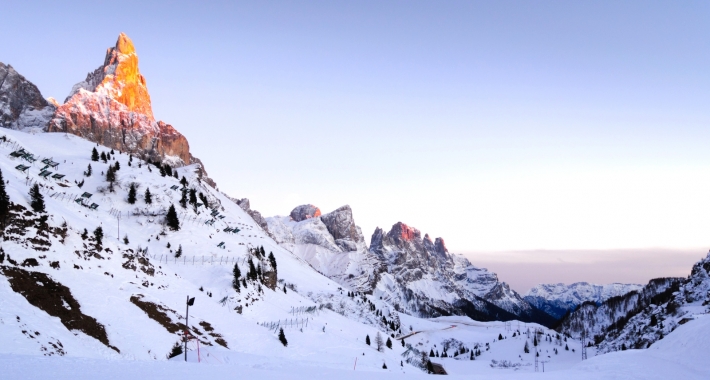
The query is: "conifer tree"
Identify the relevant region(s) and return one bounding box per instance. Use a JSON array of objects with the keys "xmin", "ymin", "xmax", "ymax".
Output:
[
  {"xmin": 144, "ymin": 188, "xmax": 152, "ymax": 204},
  {"xmin": 386, "ymin": 337, "xmax": 392, "ymax": 349},
  {"xmin": 430, "ymin": 349, "xmax": 435, "ymax": 357},
  {"xmin": 179, "ymin": 189, "xmax": 187, "ymax": 208},
  {"xmin": 565, "ymin": 344, "xmax": 569, "ymax": 351},
  {"xmin": 127, "ymin": 183, "xmax": 137, "ymax": 204},
  {"xmin": 278, "ymin": 328, "xmax": 288, "ymax": 346},
  {"xmin": 123, "ymin": 235, "xmax": 129, "ymax": 244},
  {"xmin": 188, "ymin": 188, "xmax": 197, "ymax": 210},
  {"xmin": 375, "ymin": 332, "xmax": 384, "ymax": 352},
  {"xmin": 247, "ymin": 257, "xmax": 257, "ymax": 281},
  {"xmin": 533, "ymin": 335, "xmax": 538, "ymax": 347},
  {"xmin": 166, "ymin": 205, "xmax": 180, "ymax": 231},
  {"xmin": 524, "ymin": 341, "xmax": 530, "ymax": 353},
  {"xmin": 91, "ymin": 147, "xmax": 99, "ymax": 161},
  {"xmin": 0, "ymin": 169, "xmax": 9, "ymax": 228},
  {"xmin": 106, "ymin": 166, "xmax": 116, "ymax": 192},
  {"xmin": 114, "ymin": 161, "xmax": 120, "ymax": 171},
  {"xmin": 81, "ymin": 228, "xmax": 88, "ymax": 240},
  {"xmin": 232, "ymin": 263, "xmax": 241, "ymax": 292},
  {"xmin": 382, "ymin": 363, "xmax": 387, "ymax": 369},
  {"xmin": 29, "ymin": 184, "xmax": 45, "ymax": 212},
  {"xmin": 85, "ymin": 163, "xmax": 92, "ymax": 177},
  {"xmin": 366, "ymin": 335, "xmax": 371, "ymax": 345},
  {"xmin": 268, "ymin": 252, "xmax": 277, "ymax": 273},
  {"xmin": 499, "ymin": 333, "xmax": 503, "ymax": 340},
  {"xmin": 180, "ymin": 176, "xmax": 188, "ymax": 187},
  {"xmin": 401, "ymin": 339, "xmax": 405, "ymax": 347},
  {"xmin": 175, "ymin": 245, "xmax": 182, "ymax": 258},
  {"xmin": 93, "ymin": 226, "xmax": 103, "ymax": 246},
  {"xmin": 100, "ymin": 151, "xmax": 107, "ymax": 162}
]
